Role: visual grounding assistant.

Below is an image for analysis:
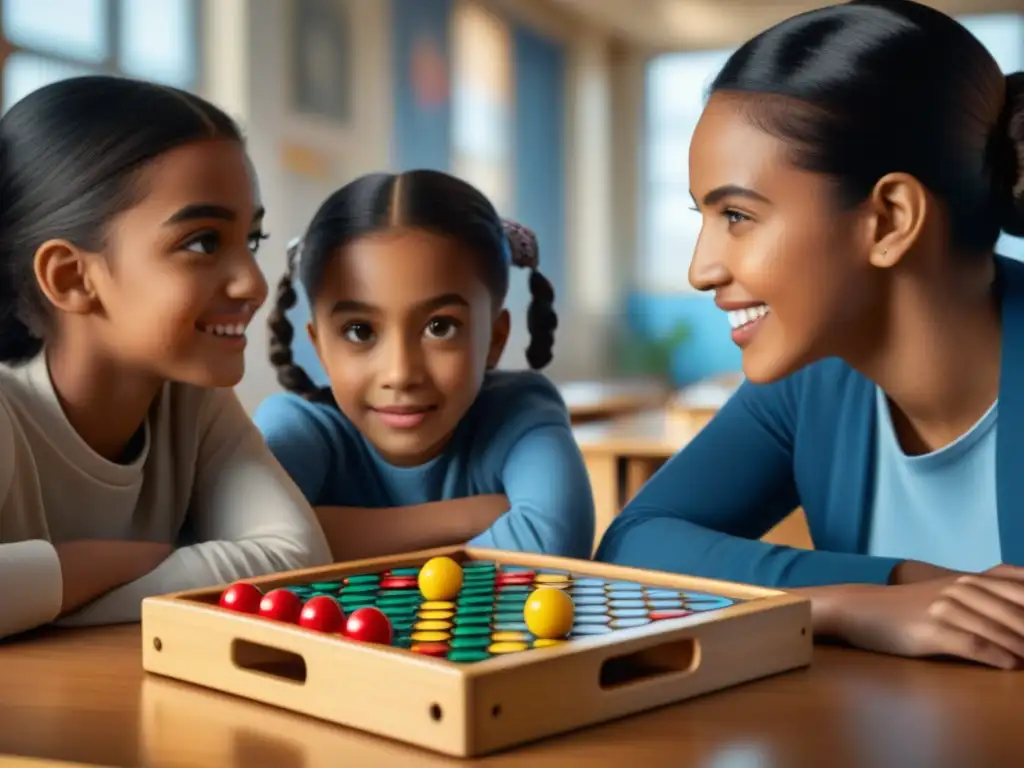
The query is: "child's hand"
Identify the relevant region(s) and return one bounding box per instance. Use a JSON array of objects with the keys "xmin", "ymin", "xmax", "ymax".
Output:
[
  {"xmin": 831, "ymin": 565, "xmax": 1024, "ymax": 670},
  {"xmin": 55, "ymin": 540, "xmax": 173, "ymax": 615}
]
